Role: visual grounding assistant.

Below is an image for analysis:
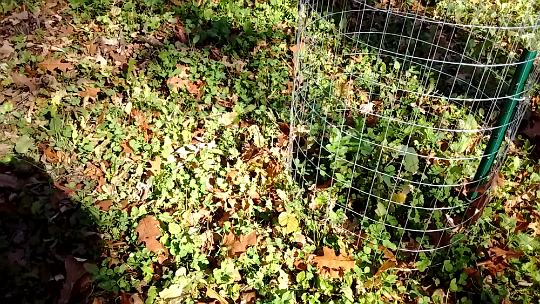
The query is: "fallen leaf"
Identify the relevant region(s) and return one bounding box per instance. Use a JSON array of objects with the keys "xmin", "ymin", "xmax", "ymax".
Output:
[
  {"xmin": 166, "ymin": 65, "xmax": 200, "ymax": 94},
  {"xmin": 278, "ymin": 212, "xmax": 299, "ymax": 234},
  {"xmin": 159, "ymin": 284, "xmax": 184, "ymax": 299},
  {"xmin": 222, "ymin": 232, "xmax": 236, "ymax": 247},
  {"xmin": 0, "ymin": 173, "xmax": 18, "ymax": 188},
  {"xmin": 0, "ymin": 41, "xmax": 15, "ymax": 57},
  {"xmin": 489, "ymin": 247, "xmax": 523, "ymax": 260},
  {"xmin": 43, "ymin": 146, "xmax": 59, "ymax": 163},
  {"xmin": 183, "ymin": 209, "xmax": 211, "ymax": 226},
  {"xmin": 58, "ymin": 25, "xmax": 74, "ymax": 37},
  {"xmin": 218, "ymin": 111, "xmax": 238, "ymax": 126},
  {"xmin": 375, "ymin": 258, "xmax": 397, "ymax": 277},
  {"xmin": 240, "ymin": 291, "xmax": 256, "ymax": 304},
  {"xmin": 289, "ymin": 42, "xmax": 305, "ymax": 53},
  {"xmin": 84, "ymin": 162, "xmax": 104, "ymax": 179},
  {"xmin": 206, "ymin": 286, "xmax": 228, "ymax": 304},
  {"xmin": 248, "ymin": 125, "xmax": 264, "ymax": 147},
  {"xmin": 136, "ymin": 216, "xmax": 167, "ymax": 256},
  {"xmin": 38, "ymin": 58, "xmax": 74, "ymax": 73},
  {"xmin": 222, "ymin": 231, "xmax": 257, "ymax": 255},
  {"xmin": 59, "ymin": 255, "xmax": 89, "ymax": 304},
  {"xmin": 226, "ymin": 171, "xmax": 239, "ymax": 184},
  {"xmin": 147, "ymin": 155, "xmax": 161, "ymax": 174},
  {"xmin": 109, "ymin": 51, "xmax": 127, "ymax": 64},
  {"xmin": 311, "ymin": 247, "xmax": 355, "ymax": 278},
  {"xmin": 96, "ymin": 200, "xmax": 112, "ymax": 211},
  {"xmin": 78, "ymin": 87, "xmax": 100, "ymax": 101},
  {"xmin": 175, "ymin": 24, "xmax": 188, "ymax": 43},
  {"xmin": 130, "ymin": 294, "xmax": 144, "ymax": 304},
  {"xmin": 529, "ymin": 222, "xmax": 540, "ymax": 236},
  {"xmin": 10, "ymin": 73, "xmax": 38, "ymax": 91}
]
